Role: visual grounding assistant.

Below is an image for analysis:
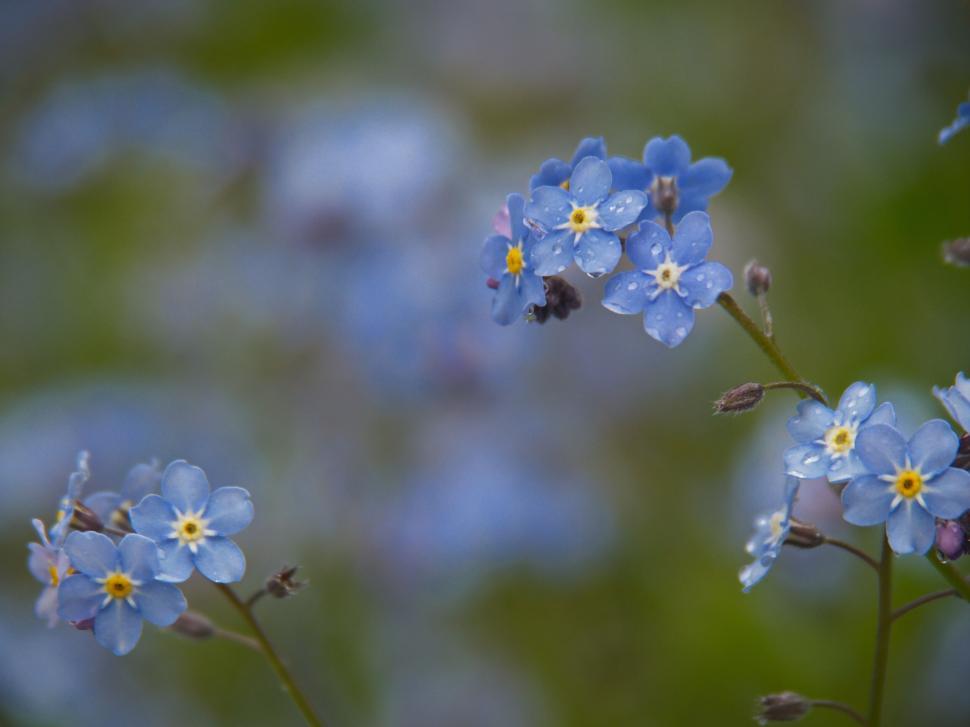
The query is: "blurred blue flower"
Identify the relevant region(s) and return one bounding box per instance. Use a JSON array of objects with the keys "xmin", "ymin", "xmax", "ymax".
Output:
[
  {"xmin": 784, "ymin": 382, "xmax": 897, "ymax": 483},
  {"xmin": 933, "ymin": 372, "xmax": 970, "ymax": 432},
  {"xmin": 480, "ymin": 193, "xmax": 545, "ymax": 325},
  {"xmin": 26, "ymin": 519, "xmax": 72, "ymax": 627},
  {"xmin": 529, "ymin": 136, "xmax": 606, "ymax": 190},
  {"xmin": 85, "ymin": 460, "xmax": 161, "ymax": 532},
  {"xmin": 842, "ymin": 420, "xmax": 970, "ymax": 555},
  {"xmin": 130, "ymin": 460, "xmax": 252, "ymax": 583},
  {"xmin": 938, "ymin": 101, "xmax": 970, "ymax": 145},
  {"xmin": 739, "ymin": 477, "xmax": 799, "ymax": 592},
  {"xmin": 48, "ymin": 451, "xmax": 90, "ymax": 543},
  {"xmin": 526, "ymin": 157, "xmax": 646, "ymax": 277},
  {"xmin": 608, "ymin": 135, "xmax": 732, "ymax": 224},
  {"xmin": 602, "ymin": 211, "xmax": 732, "ymax": 347},
  {"xmin": 57, "ymin": 531, "xmax": 186, "ymax": 655}
]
